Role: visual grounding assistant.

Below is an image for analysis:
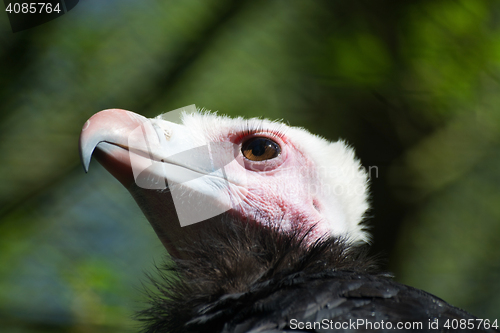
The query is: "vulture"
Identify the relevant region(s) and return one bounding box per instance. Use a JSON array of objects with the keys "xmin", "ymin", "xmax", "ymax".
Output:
[{"xmin": 79, "ymin": 107, "xmax": 498, "ymax": 333}]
